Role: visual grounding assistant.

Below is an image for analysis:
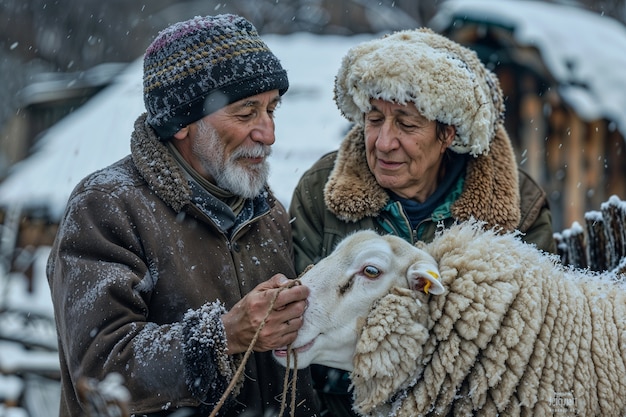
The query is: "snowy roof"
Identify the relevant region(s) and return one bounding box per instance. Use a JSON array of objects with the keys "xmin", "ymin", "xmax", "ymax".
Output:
[
  {"xmin": 430, "ymin": 0, "xmax": 626, "ymax": 138},
  {"xmin": 0, "ymin": 33, "xmax": 373, "ymax": 220}
]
